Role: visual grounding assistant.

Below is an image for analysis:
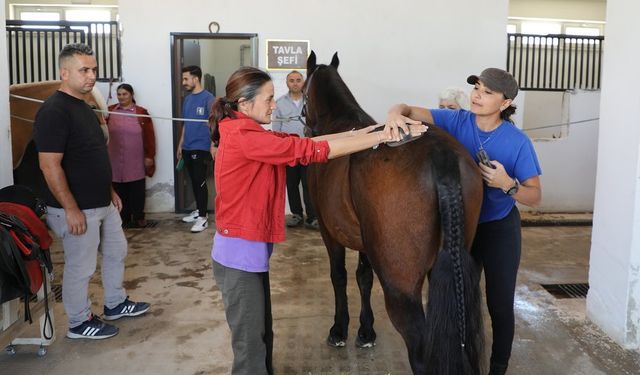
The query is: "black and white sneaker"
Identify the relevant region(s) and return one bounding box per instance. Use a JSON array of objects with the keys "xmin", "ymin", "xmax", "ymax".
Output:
[
  {"xmin": 190, "ymin": 216, "xmax": 208, "ymax": 233},
  {"xmin": 67, "ymin": 315, "xmax": 119, "ymax": 340},
  {"xmin": 181, "ymin": 210, "xmax": 199, "ymax": 223},
  {"xmin": 103, "ymin": 297, "xmax": 150, "ymax": 321},
  {"xmin": 286, "ymin": 214, "xmax": 303, "ymax": 227}
]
